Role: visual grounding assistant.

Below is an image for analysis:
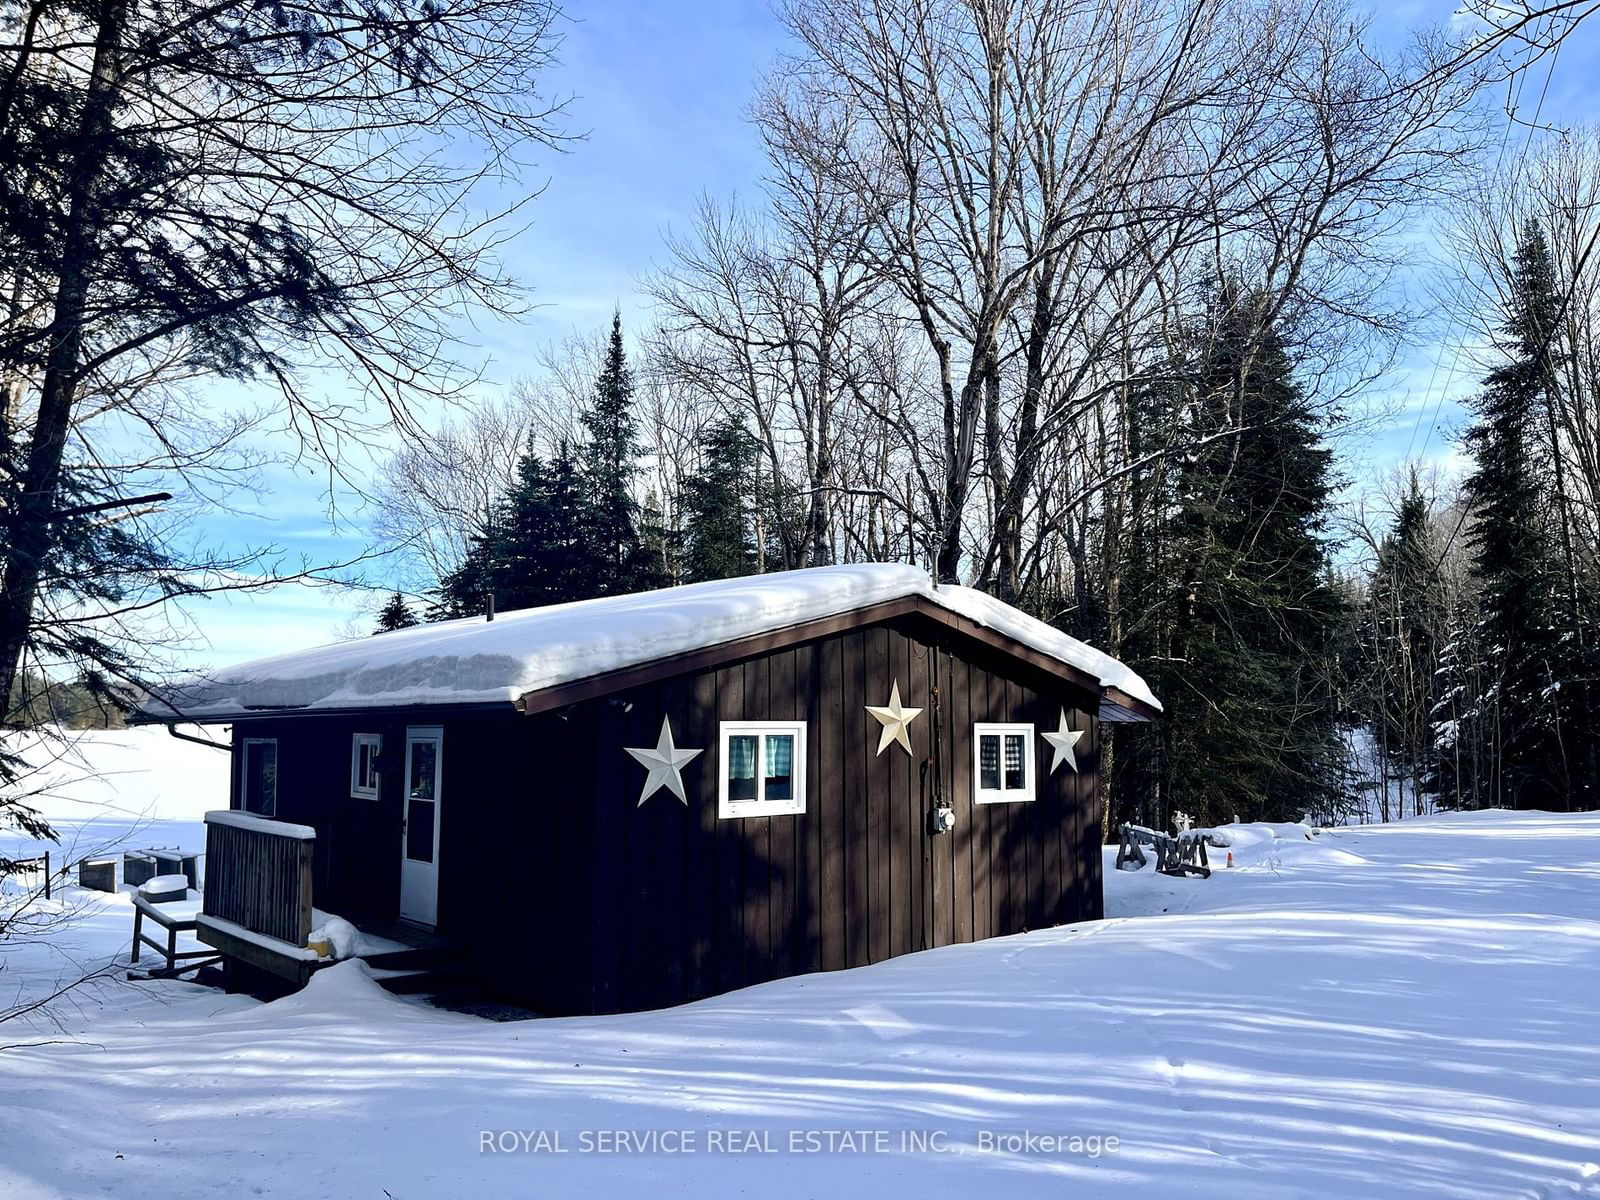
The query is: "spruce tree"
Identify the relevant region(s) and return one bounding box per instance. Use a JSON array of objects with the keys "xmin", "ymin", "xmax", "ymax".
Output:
[
  {"xmin": 1119, "ymin": 282, "xmax": 1346, "ymax": 827},
  {"xmin": 375, "ymin": 592, "xmax": 421, "ymax": 633},
  {"xmin": 432, "ymin": 534, "xmax": 496, "ymax": 620},
  {"xmin": 683, "ymin": 417, "xmax": 758, "ymax": 582},
  {"xmin": 1457, "ymin": 221, "xmax": 1570, "ymax": 808},
  {"xmin": 1109, "ymin": 367, "xmax": 1185, "ymax": 830},
  {"xmin": 1362, "ymin": 475, "xmax": 1446, "ymax": 813},
  {"xmin": 579, "ymin": 313, "xmax": 657, "ymax": 595},
  {"xmin": 1428, "ymin": 614, "xmax": 1491, "ymax": 810},
  {"xmin": 432, "ymin": 440, "xmax": 602, "ymax": 618}
]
